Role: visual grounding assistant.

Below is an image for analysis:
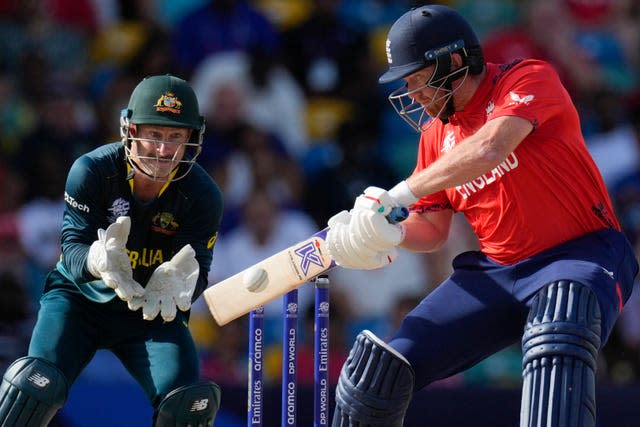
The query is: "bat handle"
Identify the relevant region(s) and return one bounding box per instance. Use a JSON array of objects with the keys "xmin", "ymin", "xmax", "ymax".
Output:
[{"xmin": 387, "ymin": 206, "xmax": 409, "ymax": 224}]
